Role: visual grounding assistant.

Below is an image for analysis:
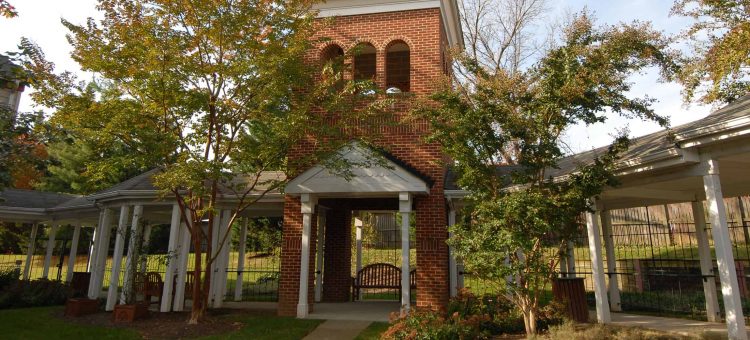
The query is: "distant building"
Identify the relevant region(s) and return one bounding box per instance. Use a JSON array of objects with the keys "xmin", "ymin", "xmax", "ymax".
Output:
[{"xmin": 0, "ymin": 55, "xmax": 25, "ymax": 113}]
